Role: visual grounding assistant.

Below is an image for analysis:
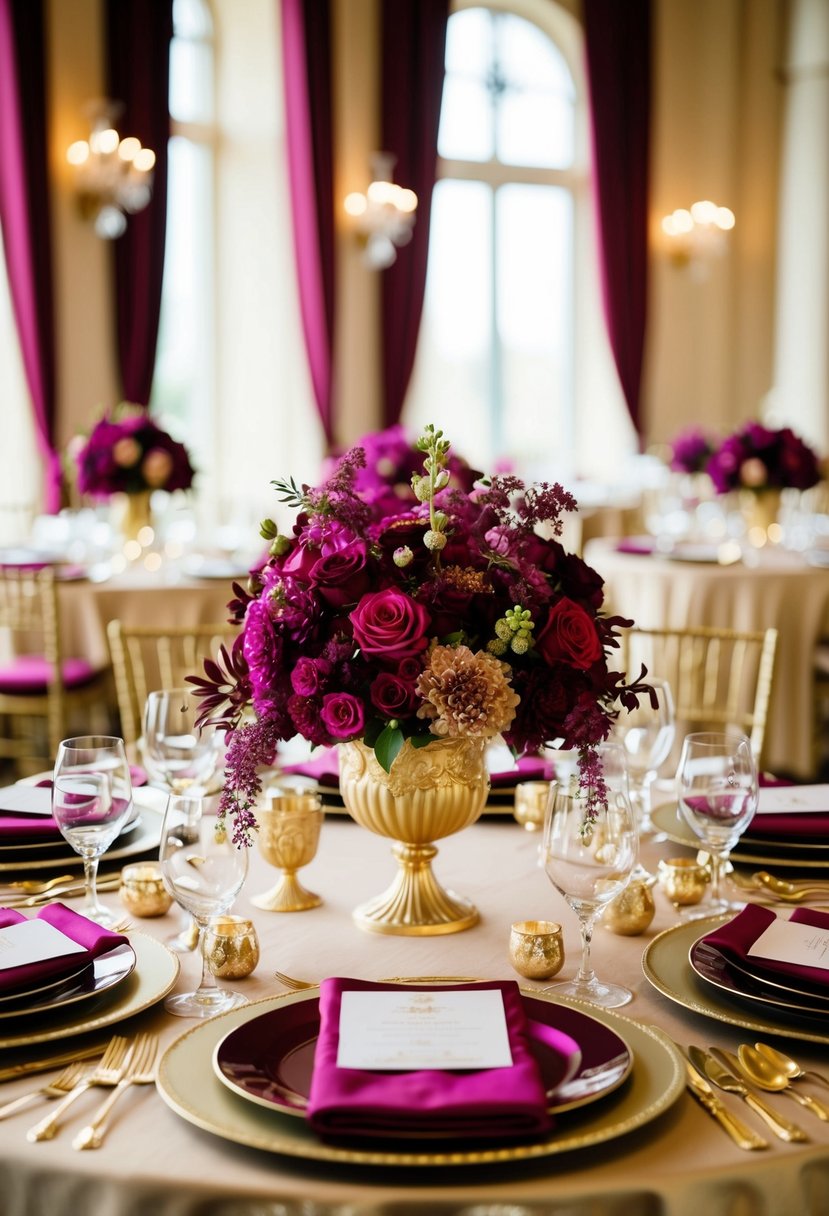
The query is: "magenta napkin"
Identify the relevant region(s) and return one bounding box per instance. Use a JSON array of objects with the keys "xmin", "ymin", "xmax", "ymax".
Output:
[
  {"xmin": 746, "ymin": 776, "xmax": 829, "ymax": 840},
  {"xmin": 614, "ymin": 536, "xmax": 655, "ymax": 555},
  {"xmin": 700, "ymin": 903, "xmax": 829, "ymax": 991},
  {"xmin": 306, "ymin": 978, "xmax": 577, "ymax": 1141},
  {"xmin": 0, "ymin": 903, "xmax": 127, "ymax": 995},
  {"xmin": 0, "ymin": 785, "xmax": 62, "ymax": 843}
]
